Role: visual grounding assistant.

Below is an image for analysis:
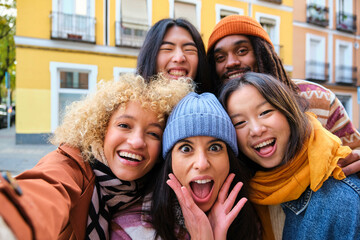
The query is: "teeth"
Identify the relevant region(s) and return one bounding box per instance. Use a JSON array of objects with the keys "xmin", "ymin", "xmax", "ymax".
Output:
[
  {"xmin": 119, "ymin": 152, "xmax": 143, "ymax": 161},
  {"xmin": 194, "ymin": 179, "xmax": 211, "ymax": 184},
  {"xmin": 169, "ymin": 70, "xmax": 187, "ymax": 76},
  {"xmin": 228, "ymin": 72, "xmax": 244, "ymax": 79},
  {"xmin": 254, "ymin": 139, "xmax": 275, "ymax": 149}
]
